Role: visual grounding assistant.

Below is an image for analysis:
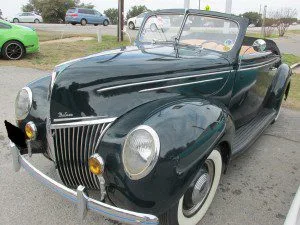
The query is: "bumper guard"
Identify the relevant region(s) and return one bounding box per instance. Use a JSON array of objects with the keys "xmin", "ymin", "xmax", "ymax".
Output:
[{"xmin": 10, "ymin": 142, "xmax": 159, "ymax": 225}]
